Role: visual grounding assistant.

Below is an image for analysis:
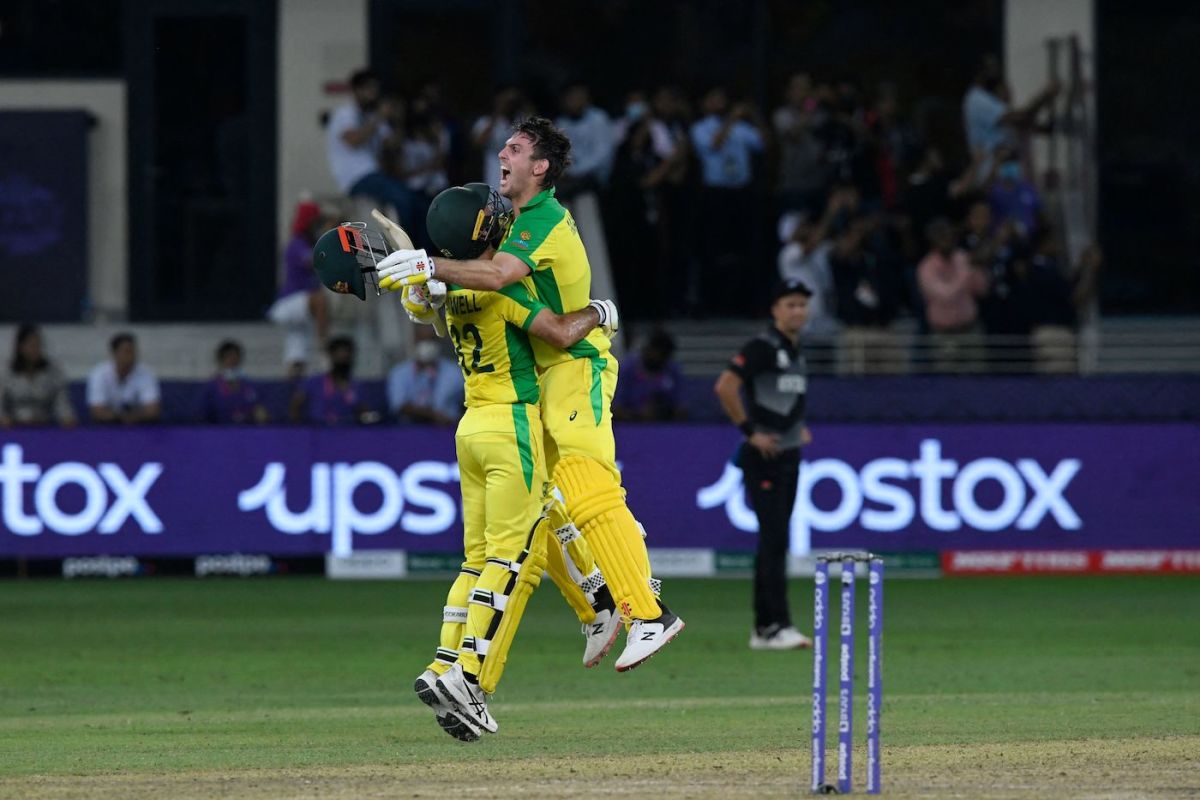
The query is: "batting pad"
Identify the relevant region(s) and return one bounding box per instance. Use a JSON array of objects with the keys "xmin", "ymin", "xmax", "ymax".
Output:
[
  {"xmin": 465, "ymin": 529, "xmax": 549, "ymax": 694},
  {"xmin": 545, "ymin": 526, "xmax": 597, "ymax": 624},
  {"xmin": 426, "ymin": 567, "xmax": 479, "ymax": 675},
  {"xmin": 553, "ymin": 455, "xmax": 659, "ymax": 621}
]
